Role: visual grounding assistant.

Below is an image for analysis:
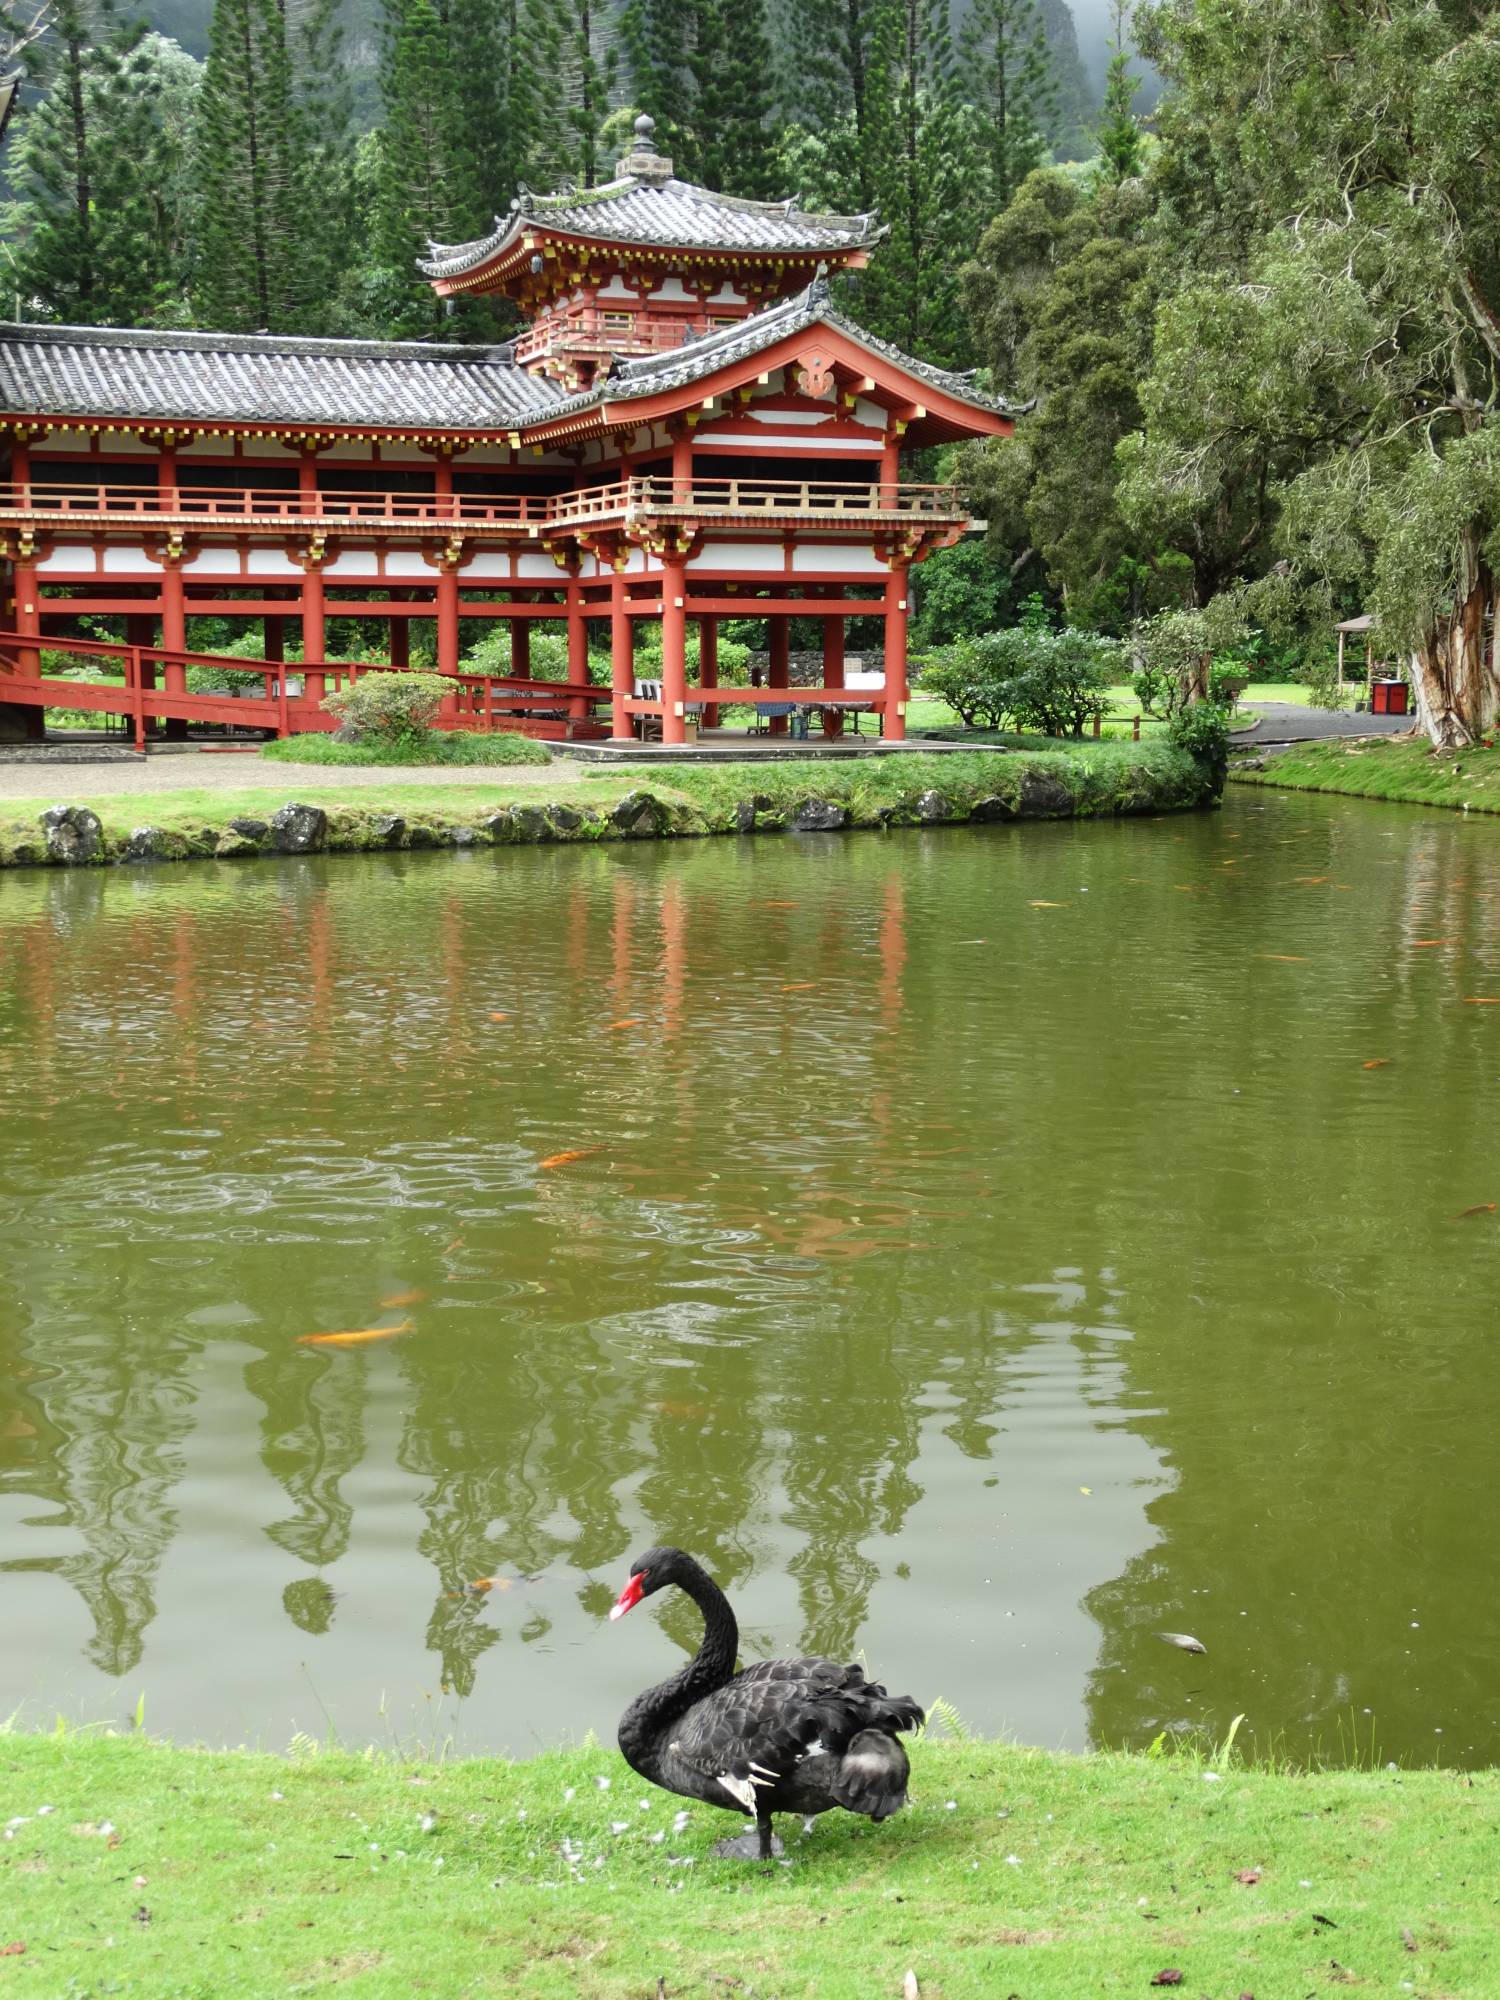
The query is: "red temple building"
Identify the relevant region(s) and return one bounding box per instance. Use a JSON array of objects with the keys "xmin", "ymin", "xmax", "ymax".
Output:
[{"xmin": 0, "ymin": 116, "xmax": 1012, "ymax": 749}]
